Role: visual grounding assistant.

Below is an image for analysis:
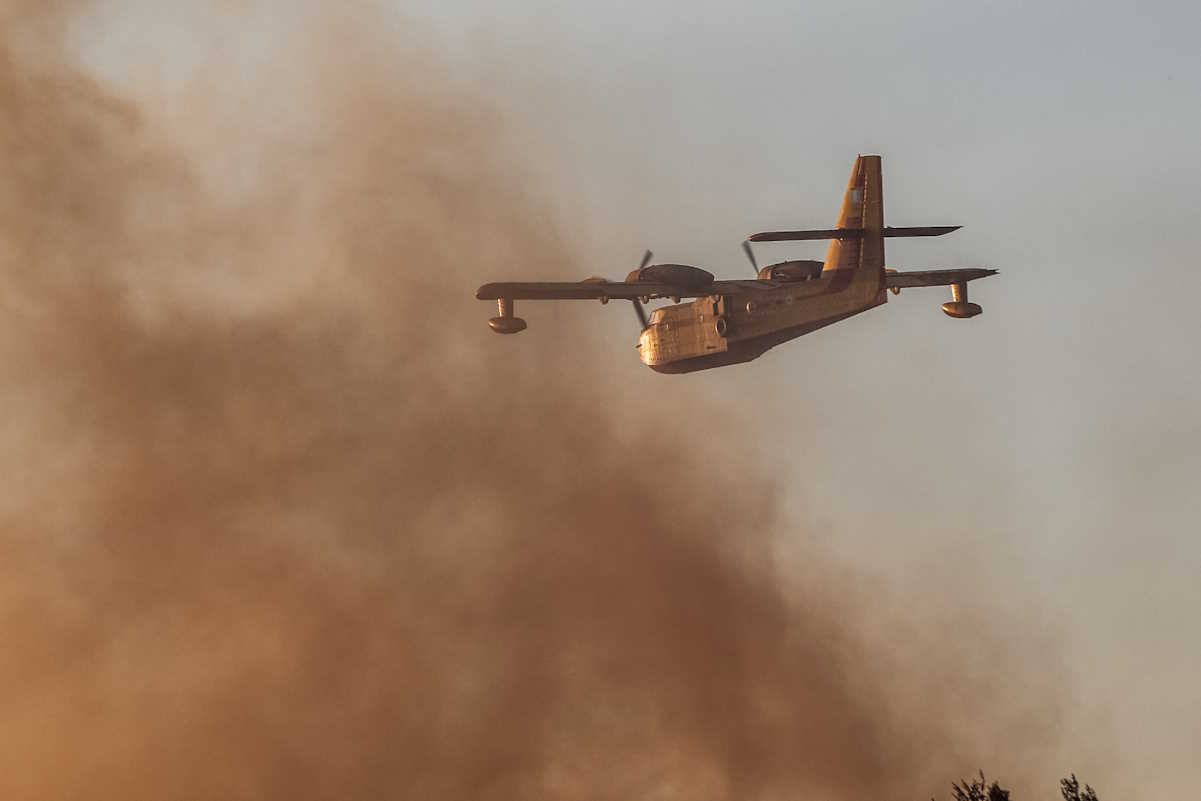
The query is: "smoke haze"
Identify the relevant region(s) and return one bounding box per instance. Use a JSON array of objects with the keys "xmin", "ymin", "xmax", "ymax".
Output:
[{"xmin": 0, "ymin": 3, "xmax": 1068, "ymax": 799}]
